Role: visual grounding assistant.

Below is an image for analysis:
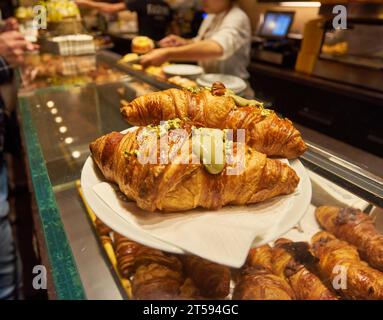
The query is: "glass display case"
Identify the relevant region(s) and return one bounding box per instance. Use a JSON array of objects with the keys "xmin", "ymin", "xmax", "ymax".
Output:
[{"xmin": 17, "ymin": 51, "xmax": 383, "ymax": 299}]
